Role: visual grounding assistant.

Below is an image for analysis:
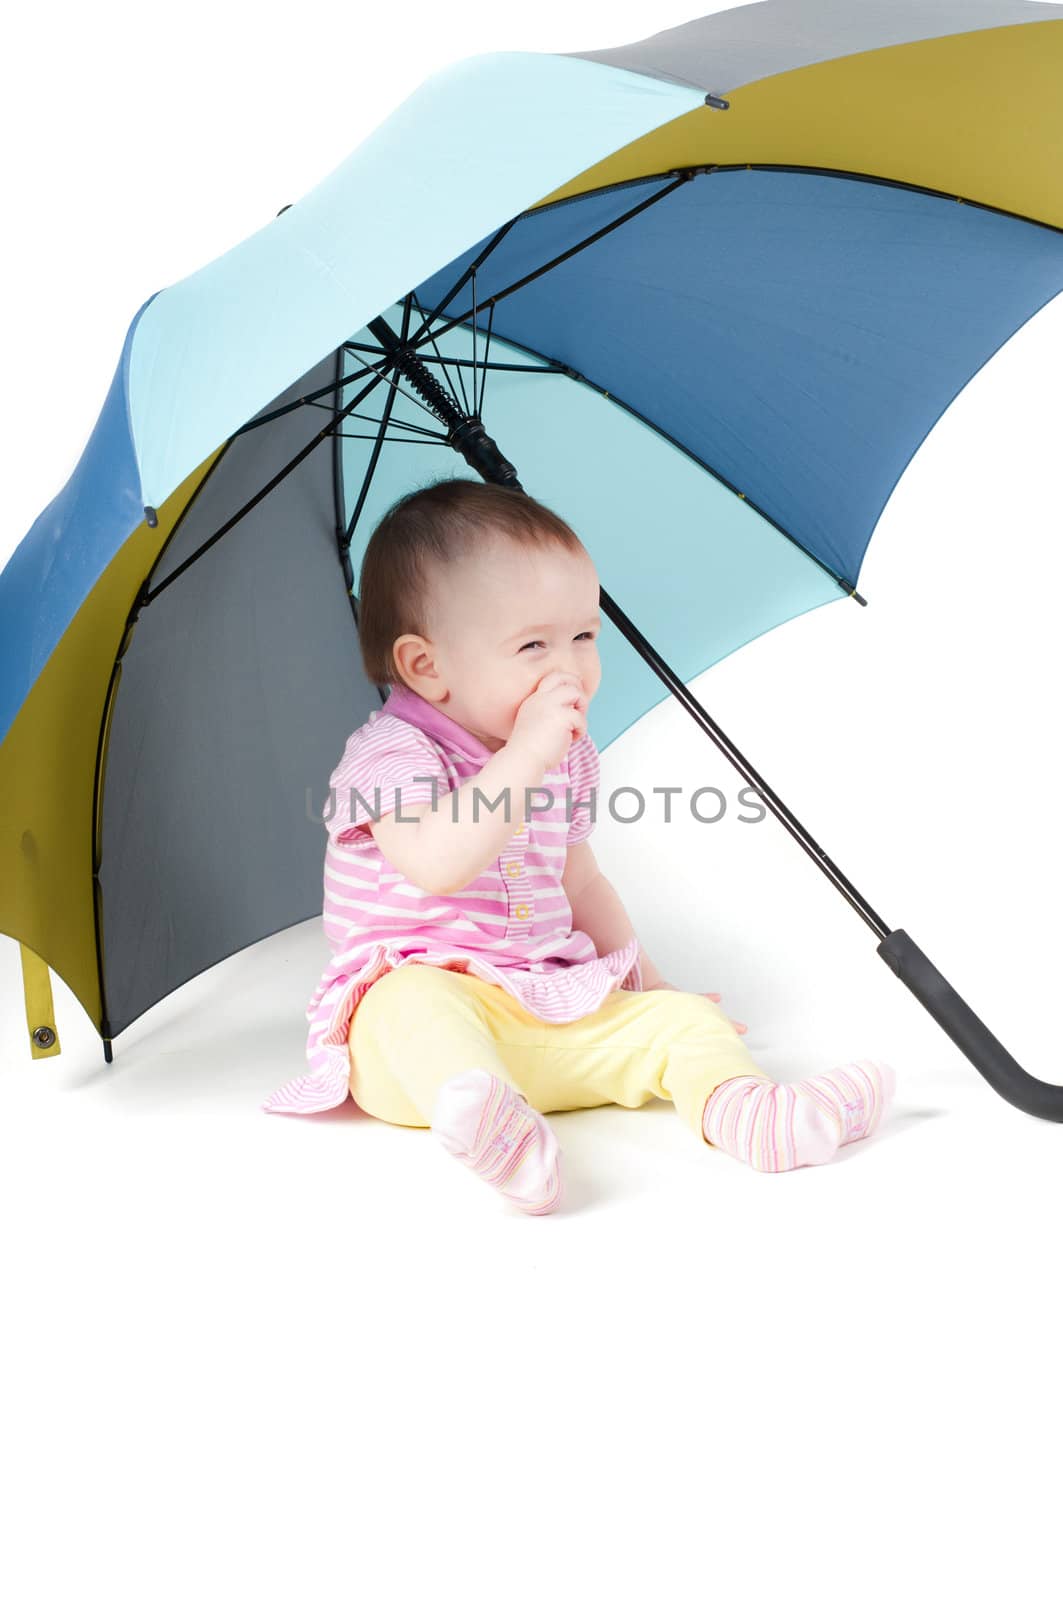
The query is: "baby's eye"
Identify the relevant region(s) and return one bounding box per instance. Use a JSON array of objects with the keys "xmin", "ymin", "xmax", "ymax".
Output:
[{"xmin": 519, "ymin": 633, "xmax": 596, "ymax": 652}]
